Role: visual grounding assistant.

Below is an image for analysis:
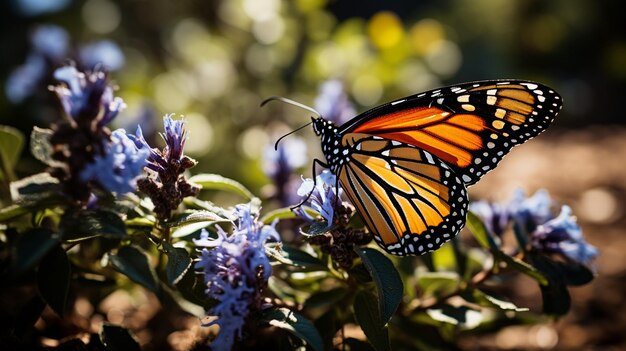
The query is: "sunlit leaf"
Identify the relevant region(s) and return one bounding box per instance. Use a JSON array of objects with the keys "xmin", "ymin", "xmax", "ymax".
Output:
[
  {"xmin": 0, "ymin": 125, "xmax": 24, "ymax": 180},
  {"xmin": 416, "ymin": 271, "xmax": 459, "ymax": 298},
  {"xmin": 464, "ymin": 290, "xmax": 529, "ymax": 312},
  {"xmin": 188, "ymin": 173, "xmax": 254, "ymax": 201},
  {"xmin": 30, "ymin": 127, "xmax": 62, "ymax": 167}
]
